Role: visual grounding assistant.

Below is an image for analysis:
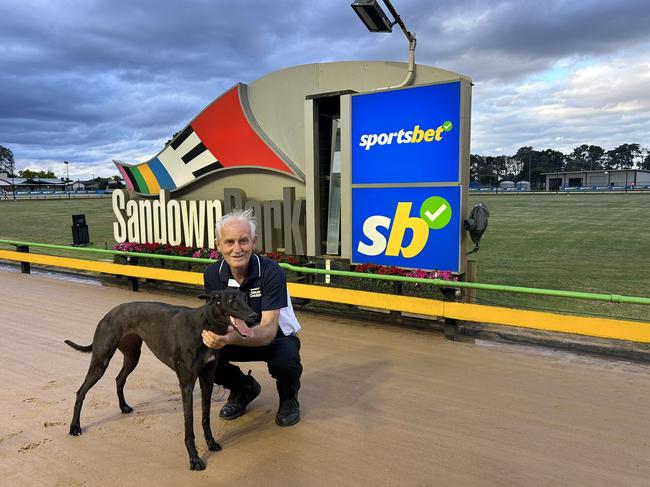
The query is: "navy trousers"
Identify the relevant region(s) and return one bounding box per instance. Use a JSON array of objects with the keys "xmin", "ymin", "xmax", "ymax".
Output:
[{"xmin": 214, "ymin": 334, "xmax": 302, "ymax": 398}]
